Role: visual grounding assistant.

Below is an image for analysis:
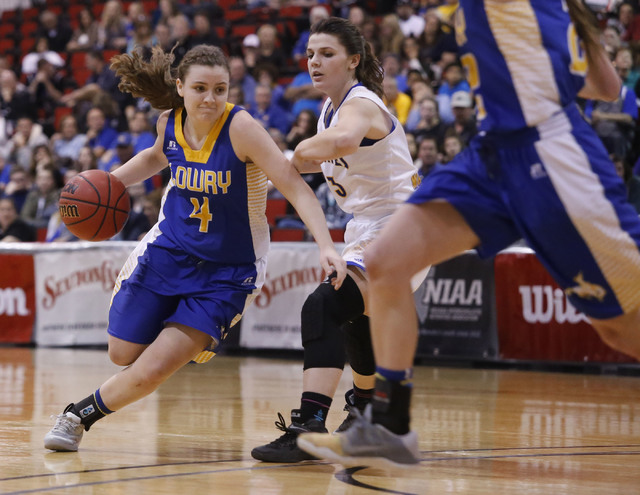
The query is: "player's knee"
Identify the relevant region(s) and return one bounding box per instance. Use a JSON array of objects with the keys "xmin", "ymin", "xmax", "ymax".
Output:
[{"xmin": 108, "ymin": 344, "xmax": 142, "ymax": 367}]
